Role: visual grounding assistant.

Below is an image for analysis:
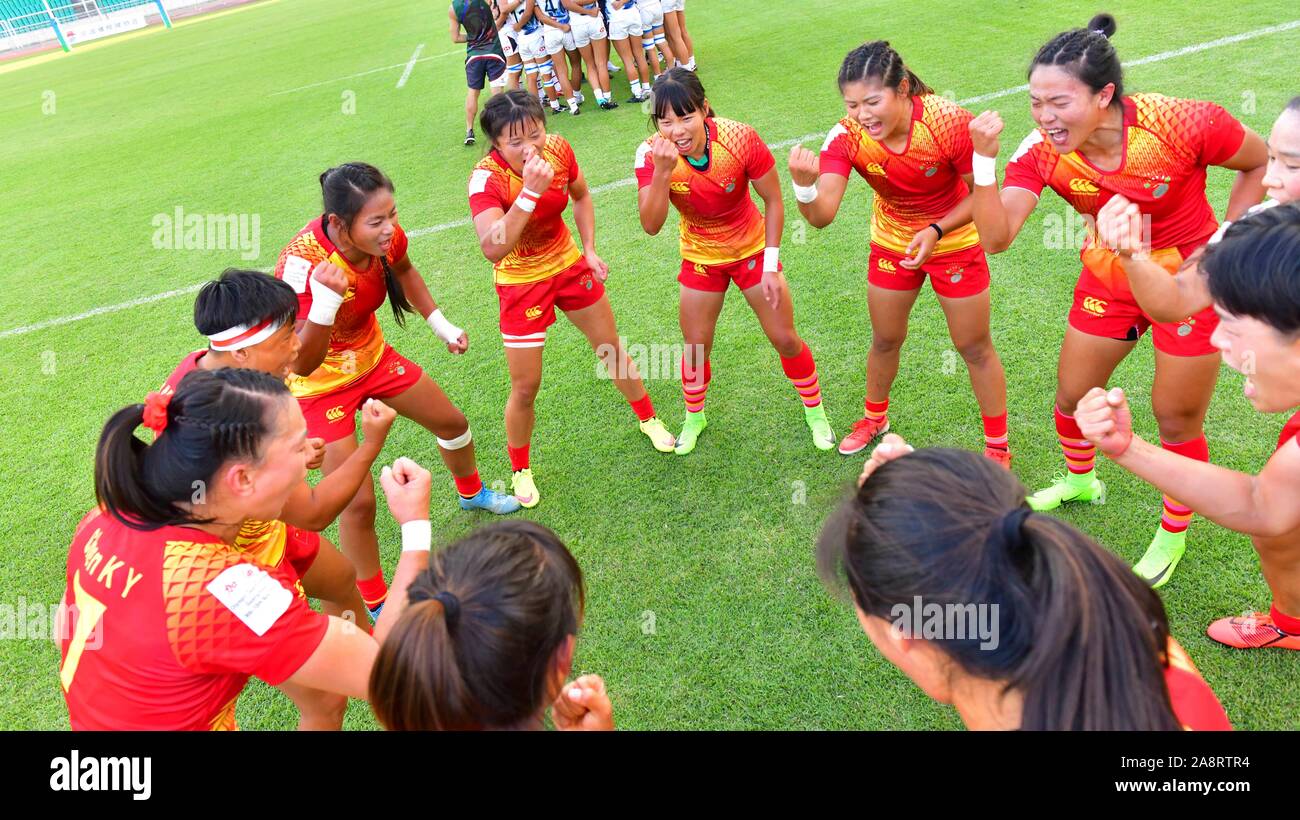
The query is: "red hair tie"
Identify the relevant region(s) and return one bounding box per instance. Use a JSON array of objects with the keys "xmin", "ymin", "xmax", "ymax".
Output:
[{"xmin": 142, "ymin": 391, "xmax": 172, "ymax": 436}]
